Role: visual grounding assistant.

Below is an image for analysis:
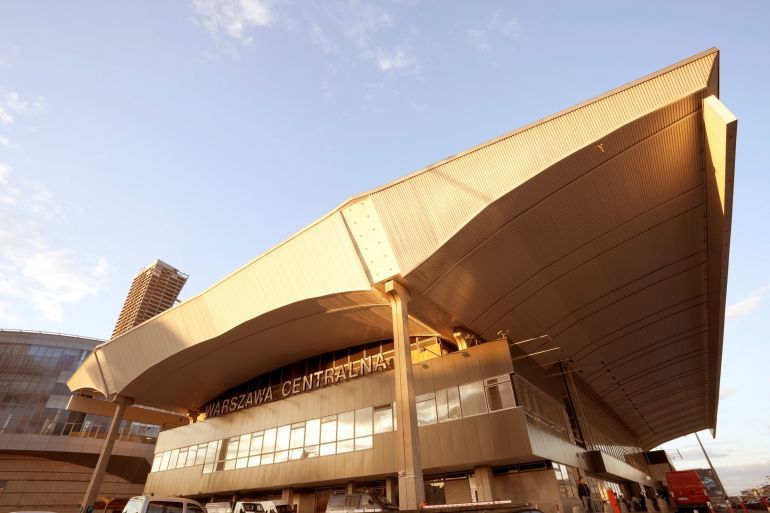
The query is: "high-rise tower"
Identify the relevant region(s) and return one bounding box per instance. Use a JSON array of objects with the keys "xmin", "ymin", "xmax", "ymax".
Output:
[{"xmin": 111, "ymin": 259, "xmax": 188, "ymax": 338}]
